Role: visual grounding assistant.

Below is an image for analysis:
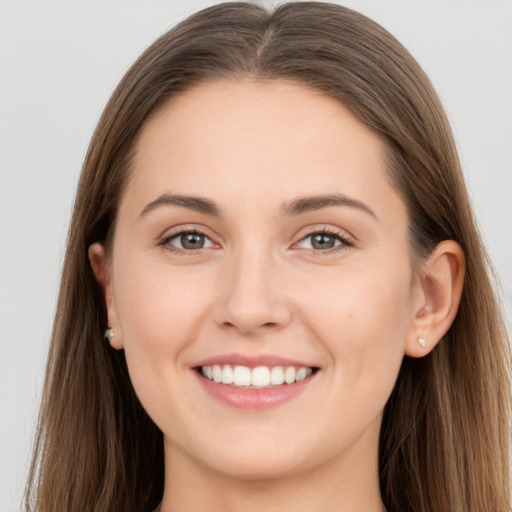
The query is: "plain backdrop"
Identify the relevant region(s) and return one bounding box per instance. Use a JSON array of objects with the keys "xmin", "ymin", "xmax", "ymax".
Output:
[{"xmin": 1, "ymin": 1, "xmax": 511, "ymax": 511}]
